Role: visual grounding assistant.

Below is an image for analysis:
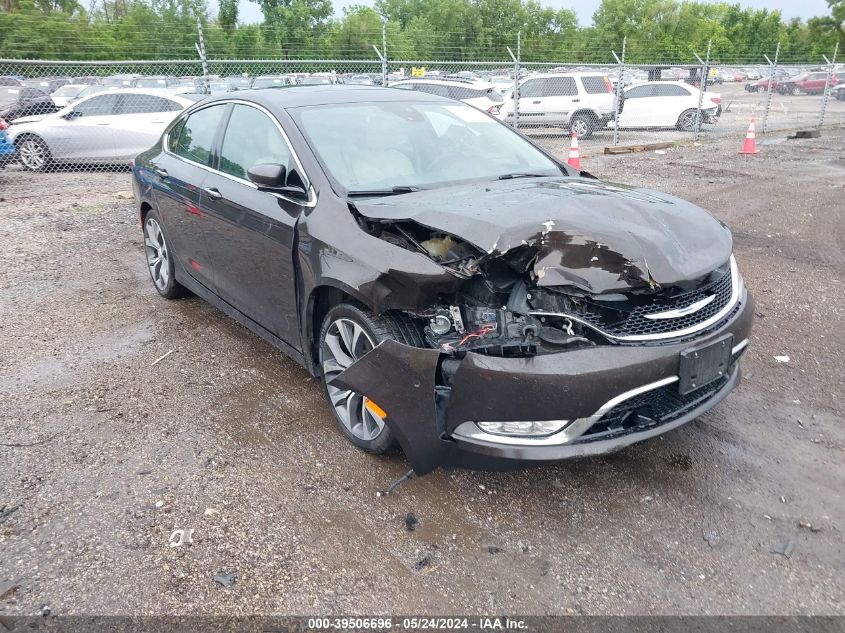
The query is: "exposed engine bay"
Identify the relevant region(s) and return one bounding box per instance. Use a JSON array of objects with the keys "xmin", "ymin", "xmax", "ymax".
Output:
[{"xmin": 355, "ymin": 213, "xmax": 733, "ymax": 359}]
